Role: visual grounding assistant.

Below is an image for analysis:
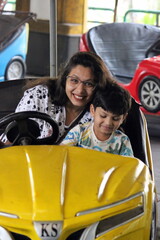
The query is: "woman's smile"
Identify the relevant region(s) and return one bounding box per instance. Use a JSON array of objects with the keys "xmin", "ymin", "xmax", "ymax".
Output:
[{"xmin": 73, "ymin": 93, "xmax": 84, "ymax": 100}]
